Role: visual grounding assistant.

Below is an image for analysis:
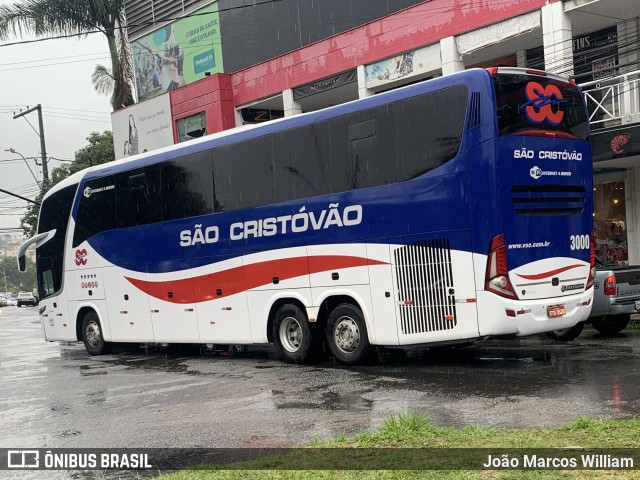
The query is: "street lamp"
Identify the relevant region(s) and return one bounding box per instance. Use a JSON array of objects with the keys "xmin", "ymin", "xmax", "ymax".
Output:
[{"xmin": 4, "ymin": 148, "xmax": 41, "ymax": 187}]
